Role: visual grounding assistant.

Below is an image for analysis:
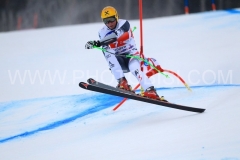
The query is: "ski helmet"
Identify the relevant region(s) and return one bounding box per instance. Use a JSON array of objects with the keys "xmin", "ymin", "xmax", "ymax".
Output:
[{"xmin": 101, "ymin": 6, "xmax": 119, "ymax": 23}]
